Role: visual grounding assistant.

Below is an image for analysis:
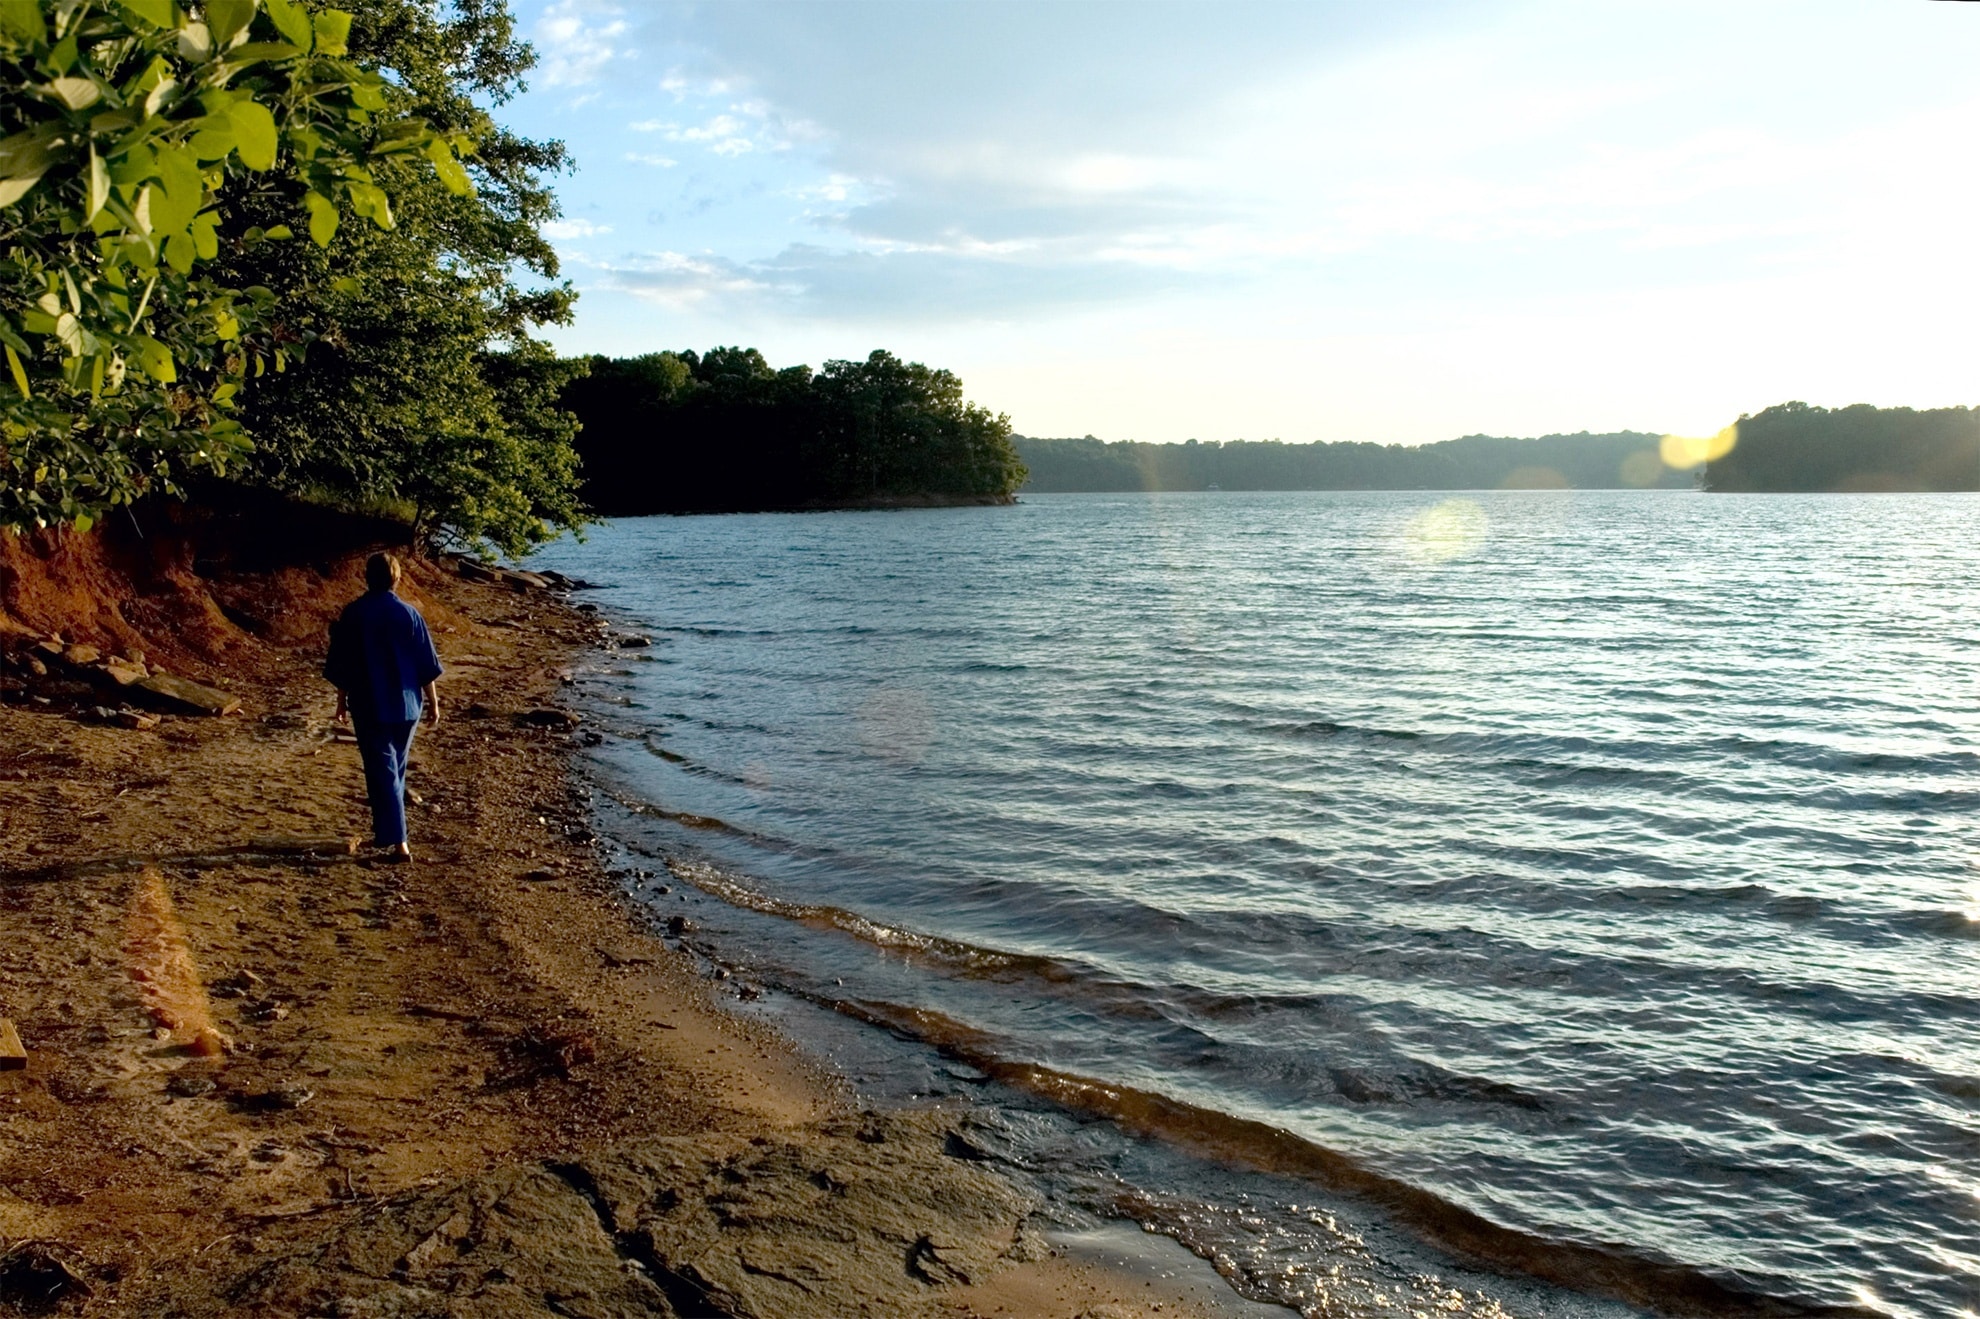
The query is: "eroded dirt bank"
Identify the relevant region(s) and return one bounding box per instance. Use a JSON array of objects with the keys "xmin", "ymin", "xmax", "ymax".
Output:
[{"xmin": 0, "ymin": 518, "xmax": 1235, "ymax": 1317}]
